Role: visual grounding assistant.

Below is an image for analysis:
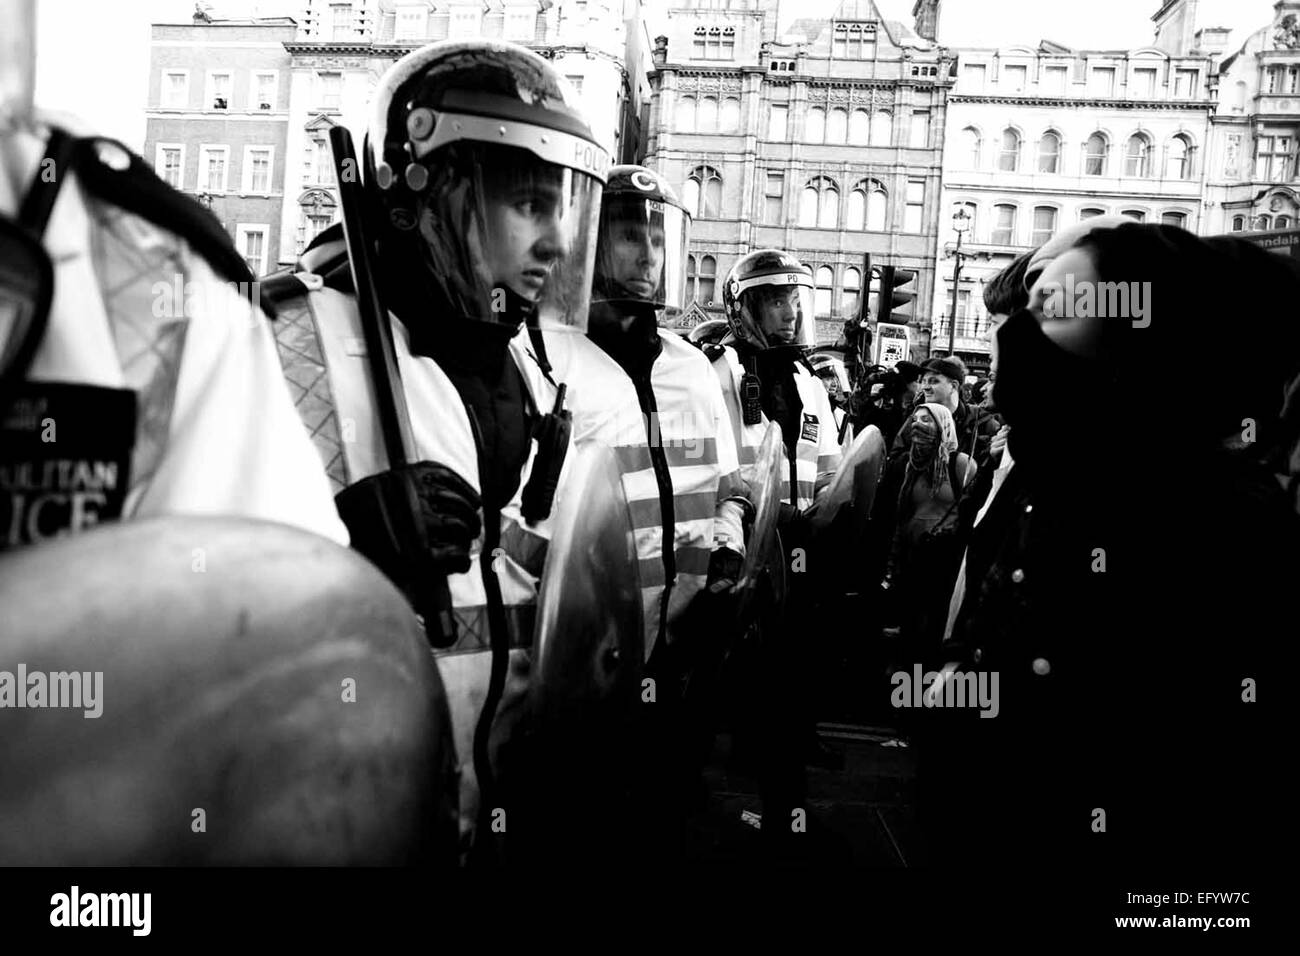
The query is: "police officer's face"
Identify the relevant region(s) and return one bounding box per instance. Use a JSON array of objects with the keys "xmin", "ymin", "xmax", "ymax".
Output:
[
  {"xmin": 751, "ymin": 287, "xmax": 800, "ymax": 344},
  {"xmin": 607, "ymin": 219, "xmax": 665, "ymax": 300},
  {"xmin": 481, "ymin": 166, "xmax": 570, "ymax": 303}
]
